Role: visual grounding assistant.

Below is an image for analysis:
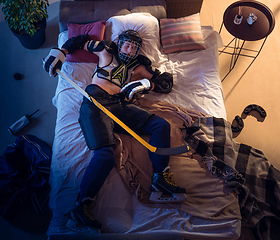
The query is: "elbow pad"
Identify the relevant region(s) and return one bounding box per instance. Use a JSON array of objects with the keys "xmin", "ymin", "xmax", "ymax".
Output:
[
  {"xmin": 139, "ymin": 56, "xmax": 161, "ymax": 79},
  {"xmin": 87, "ymin": 40, "xmax": 105, "ymax": 52},
  {"xmin": 62, "ymin": 34, "xmax": 89, "ymax": 53},
  {"xmin": 87, "ymin": 40, "xmax": 117, "ymax": 54},
  {"xmin": 145, "ymin": 65, "xmax": 161, "ymax": 79},
  {"xmin": 151, "ymin": 72, "xmax": 173, "ymax": 93}
]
